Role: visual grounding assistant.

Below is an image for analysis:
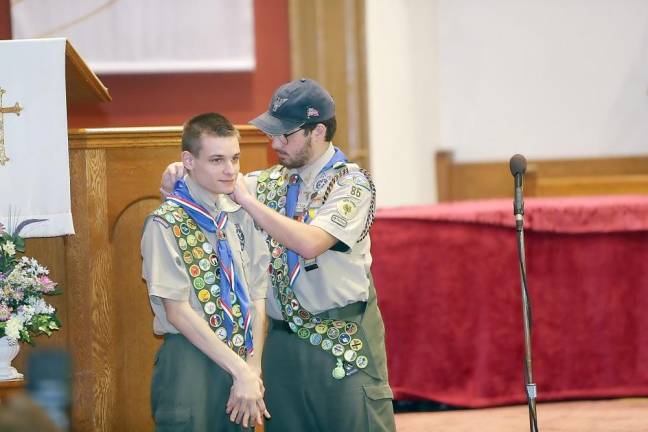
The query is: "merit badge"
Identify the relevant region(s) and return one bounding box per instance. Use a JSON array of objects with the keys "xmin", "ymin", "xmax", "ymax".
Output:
[
  {"xmin": 202, "ymin": 242, "xmax": 213, "ymax": 254},
  {"xmin": 193, "ymin": 278, "xmax": 206, "ymax": 290},
  {"xmin": 292, "ymin": 316, "xmax": 304, "ymax": 326},
  {"xmin": 216, "ymin": 327, "xmax": 227, "ymax": 341},
  {"xmin": 189, "ymin": 265, "xmax": 201, "ymax": 277},
  {"xmin": 180, "ymin": 223, "xmax": 190, "ymax": 235},
  {"xmin": 195, "ymin": 231, "xmax": 206, "ymax": 243},
  {"xmin": 285, "ymin": 304, "xmax": 293, "ymax": 316},
  {"xmin": 332, "ymin": 344, "xmax": 345, "ymax": 357},
  {"xmin": 232, "ymin": 334, "xmax": 244, "ymax": 347},
  {"xmin": 303, "ymin": 322, "xmax": 316, "ymax": 329},
  {"xmin": 192, "ymin": 247, "xmax": 204, "ymax": 260},
  {"xmin": 232, "ymin": 304, "xmax": 242, "ymax": 318},
  {"xmin": 186, "ymin": 234, "xmax": 197, "ymax": 247},
  {"xmin": 288, "ymin": 322, "xmax": 298, "ymax": 333},
  {"xmin": 344, "ymin": 349, "xmax": 358, "ymax": 363},
  {"xmin": 210, "ymin": 285, "xmax": 220, "ymax": 296},
  {"xmin": 173, "ymin": 226, "xmax": 182, "ymax": 238},
  {"xmin": 258, "ymin": 171, "xmax": 269, "ymax": 182},
  {"xmin": 178, "ymin": 238, "xmax": 188, "ymax": 250},
  {"xmin": 199, "ymin": 259, "xmax": 211, "ymax": 272},
  {"xmin": 172, "ymin": 211, "xmax": 183, "ymax": 222},
  {"xmin": 299, "ymin": 309, "xmax": 311, "ymax": 320},
  {"xmin": 327, "ymin": 327, "xmax": 340, "ymax": 340},
  {"xmin": 186, "ymin": 219, "xmax": 197, "ymax": 230},
  {"xmin": 204, "ymin": 272, "xmax": 216, "ymax": 285},
  {"xmin": 339, "ymin": 333, "xmax": 351, "ymax": 345},
  {"xmin": 345, "ymin": 323, "xmax": 358, "ymax": 335},
  {"xmin": 298, "ymin": 328, "xmax": 310, "ymax": 339},
  {"xmin": 321, "ymin": 339, "xmax": 333, "ymax": 351},
  {"xmin": 350, "ymin": 338, "xmax": 363, "ymax": 351},
  {"xmin": 165, "ymin": 213, "xmax": 176, "ymax": 224},
  {"xmin": 209, "ymin": 314, "xmax": 220, "ymax": 327},
  {"xmin": 204, "ymin": 302, "xmax": 216, "ymax": 315},
  {"xmin": 257, "ymin": 182, "xmax": 267, "ymax": 194},
  {"xmin": 355, "ymin": 355, "xmax": 369, "ymax": 369},
  {"xmin": 183, "ymin": 251, "xmax": 193, "ymax": 264},
  {"xmin": 333, "ymin": 320, "xmax": 345, "ymax": 329},
  {"xmin": 198, "ymin": 289, "xmax": 210, "ymax": 302},
  {"xmin": 315, "ymin": 324, "xmax": 328, "ymax": 334},
  {"xmin": 269, "ymin": 170, "xmax": 281, "ymax": 180},
  {"xmin": 309, "ymin": 332, "xmax": 323, "ymax": 346}
]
